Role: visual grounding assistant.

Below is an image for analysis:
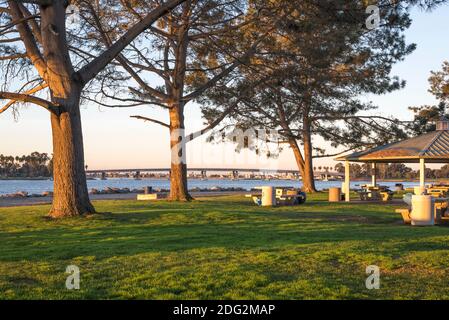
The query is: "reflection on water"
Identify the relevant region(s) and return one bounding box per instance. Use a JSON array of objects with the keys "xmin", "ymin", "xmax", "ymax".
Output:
[{"xmin": 0, "ymin": 178, "xmax": 421, "ymax": 195}]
